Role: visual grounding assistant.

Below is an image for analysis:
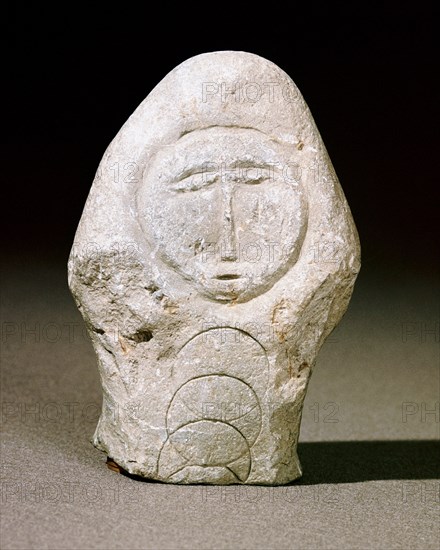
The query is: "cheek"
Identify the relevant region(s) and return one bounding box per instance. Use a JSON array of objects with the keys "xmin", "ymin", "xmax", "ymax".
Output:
[
  {"xmin": 147, "ymin": 189, "xmax": 221, "ymax": 260},
  {"xmin": 235, "ymin": 185, "xmax": 304, "ymax": 242}
]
